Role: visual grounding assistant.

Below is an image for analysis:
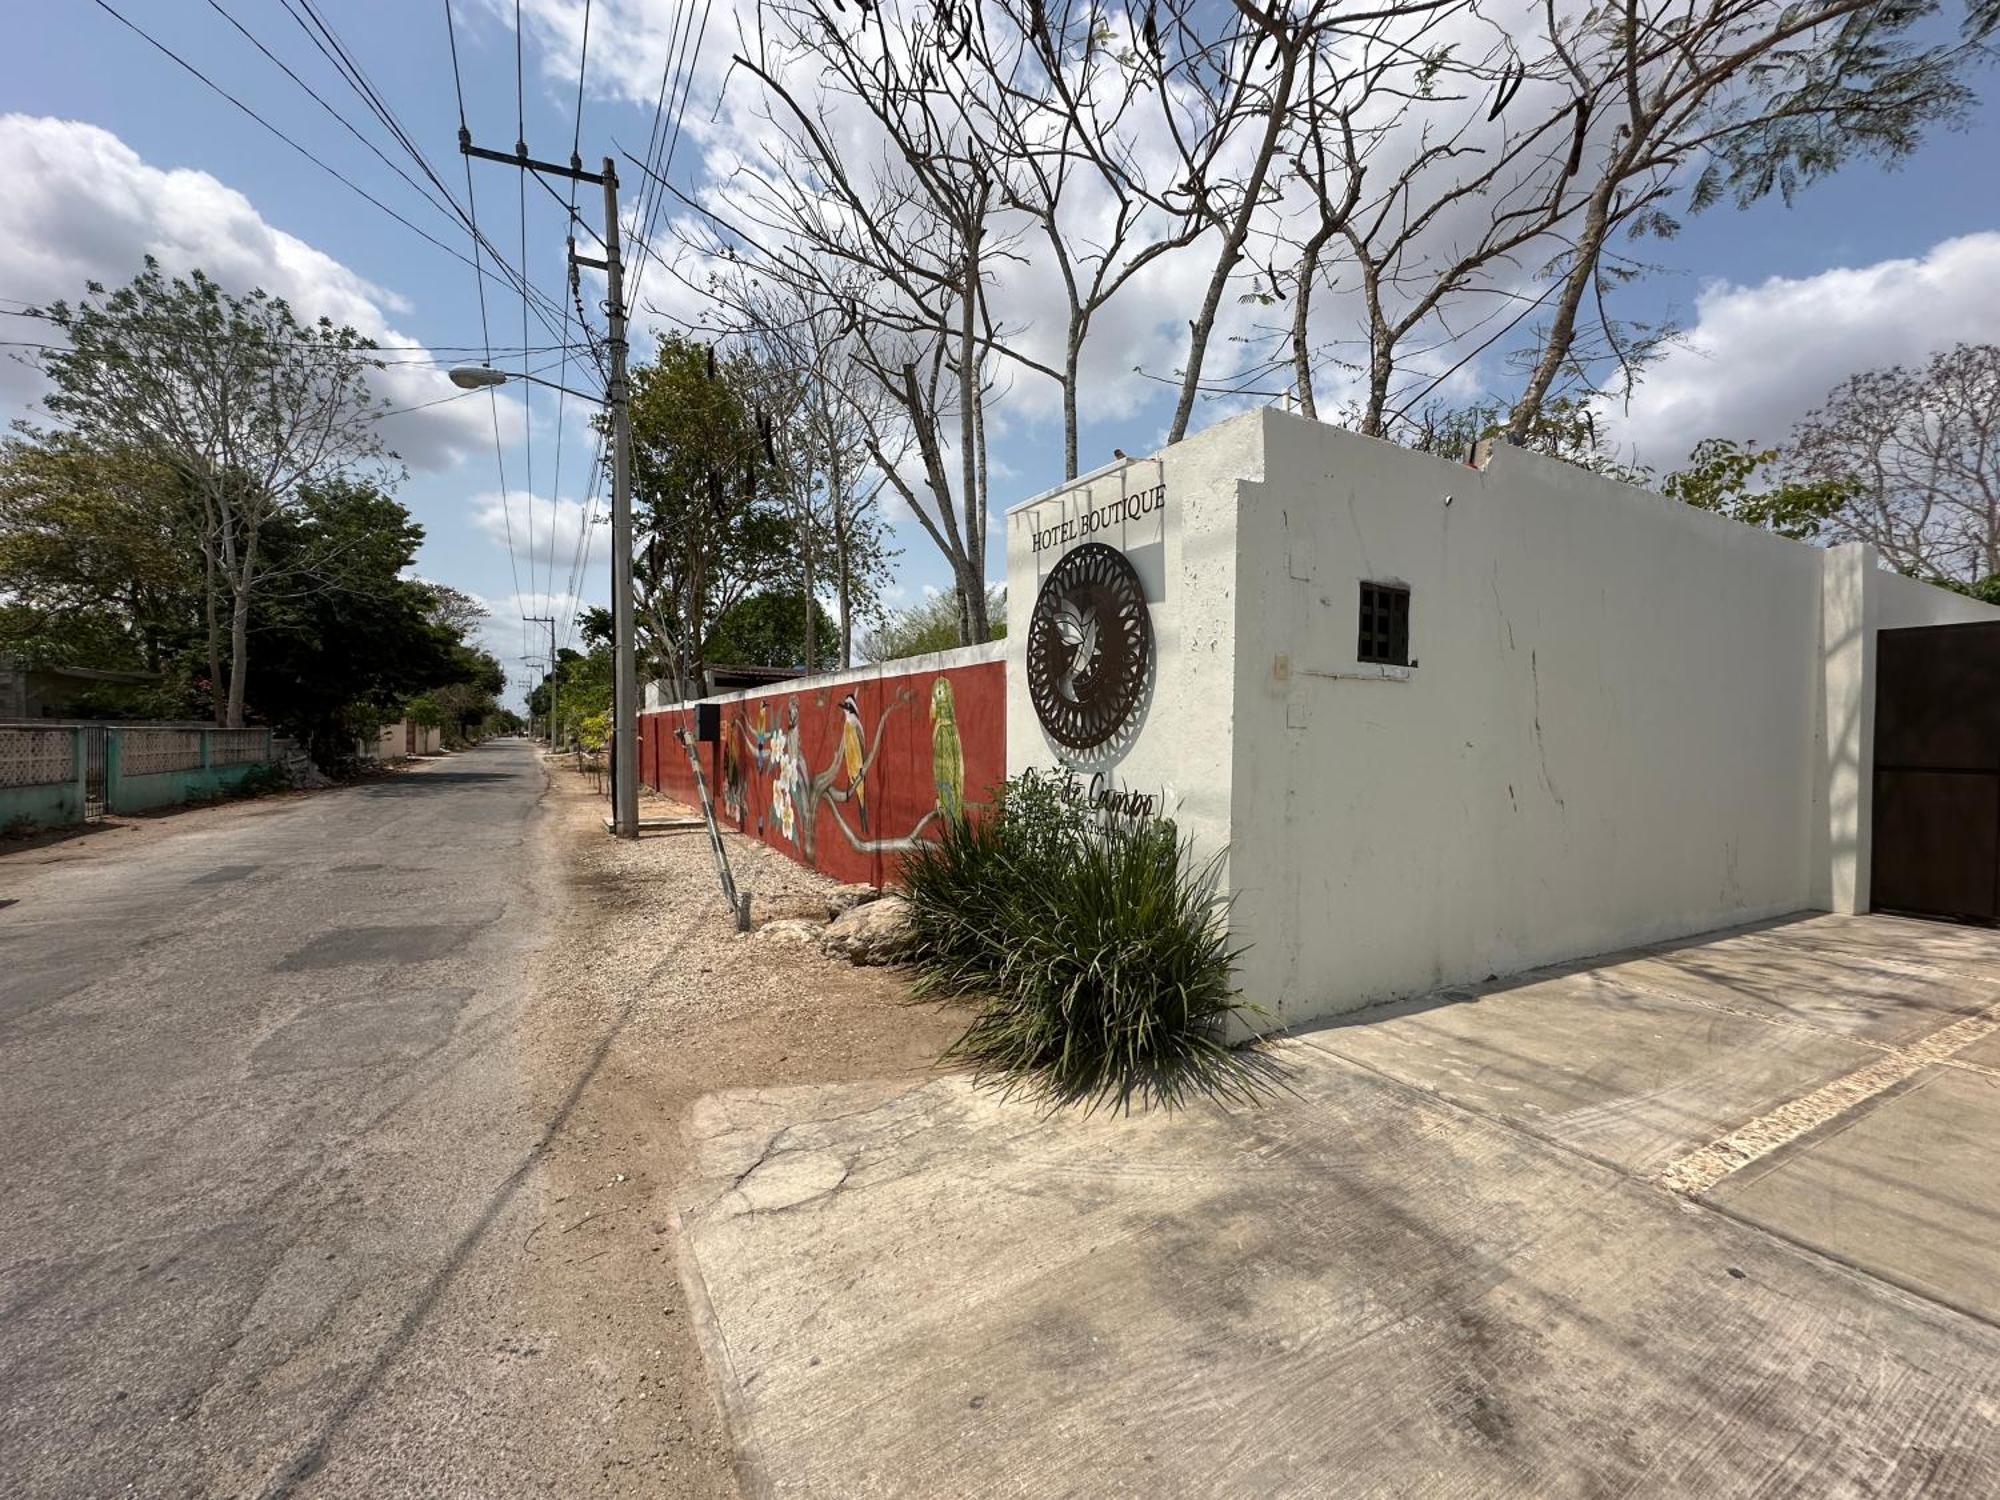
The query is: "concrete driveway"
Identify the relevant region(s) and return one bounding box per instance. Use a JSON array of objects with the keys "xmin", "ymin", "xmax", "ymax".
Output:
[{"xmin": 676, "ymin": 912, "xmax": 2000, "ymax": 1497}]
